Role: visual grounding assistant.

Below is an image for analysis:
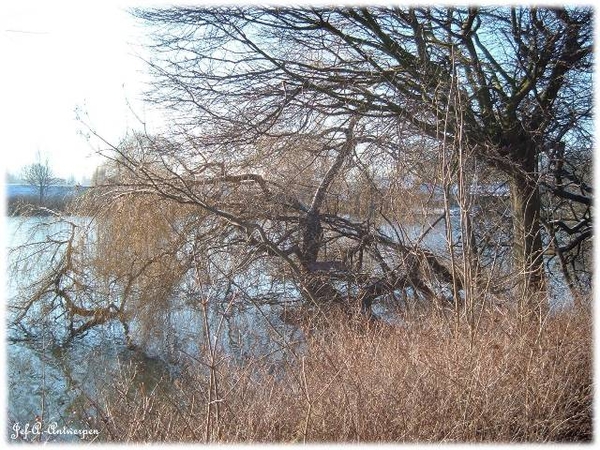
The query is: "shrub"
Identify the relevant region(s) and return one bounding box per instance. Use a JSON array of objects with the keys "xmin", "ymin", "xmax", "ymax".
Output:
[{"xmin": 87, "ymin": 306, "xmax": 592, "ymax": 443}]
